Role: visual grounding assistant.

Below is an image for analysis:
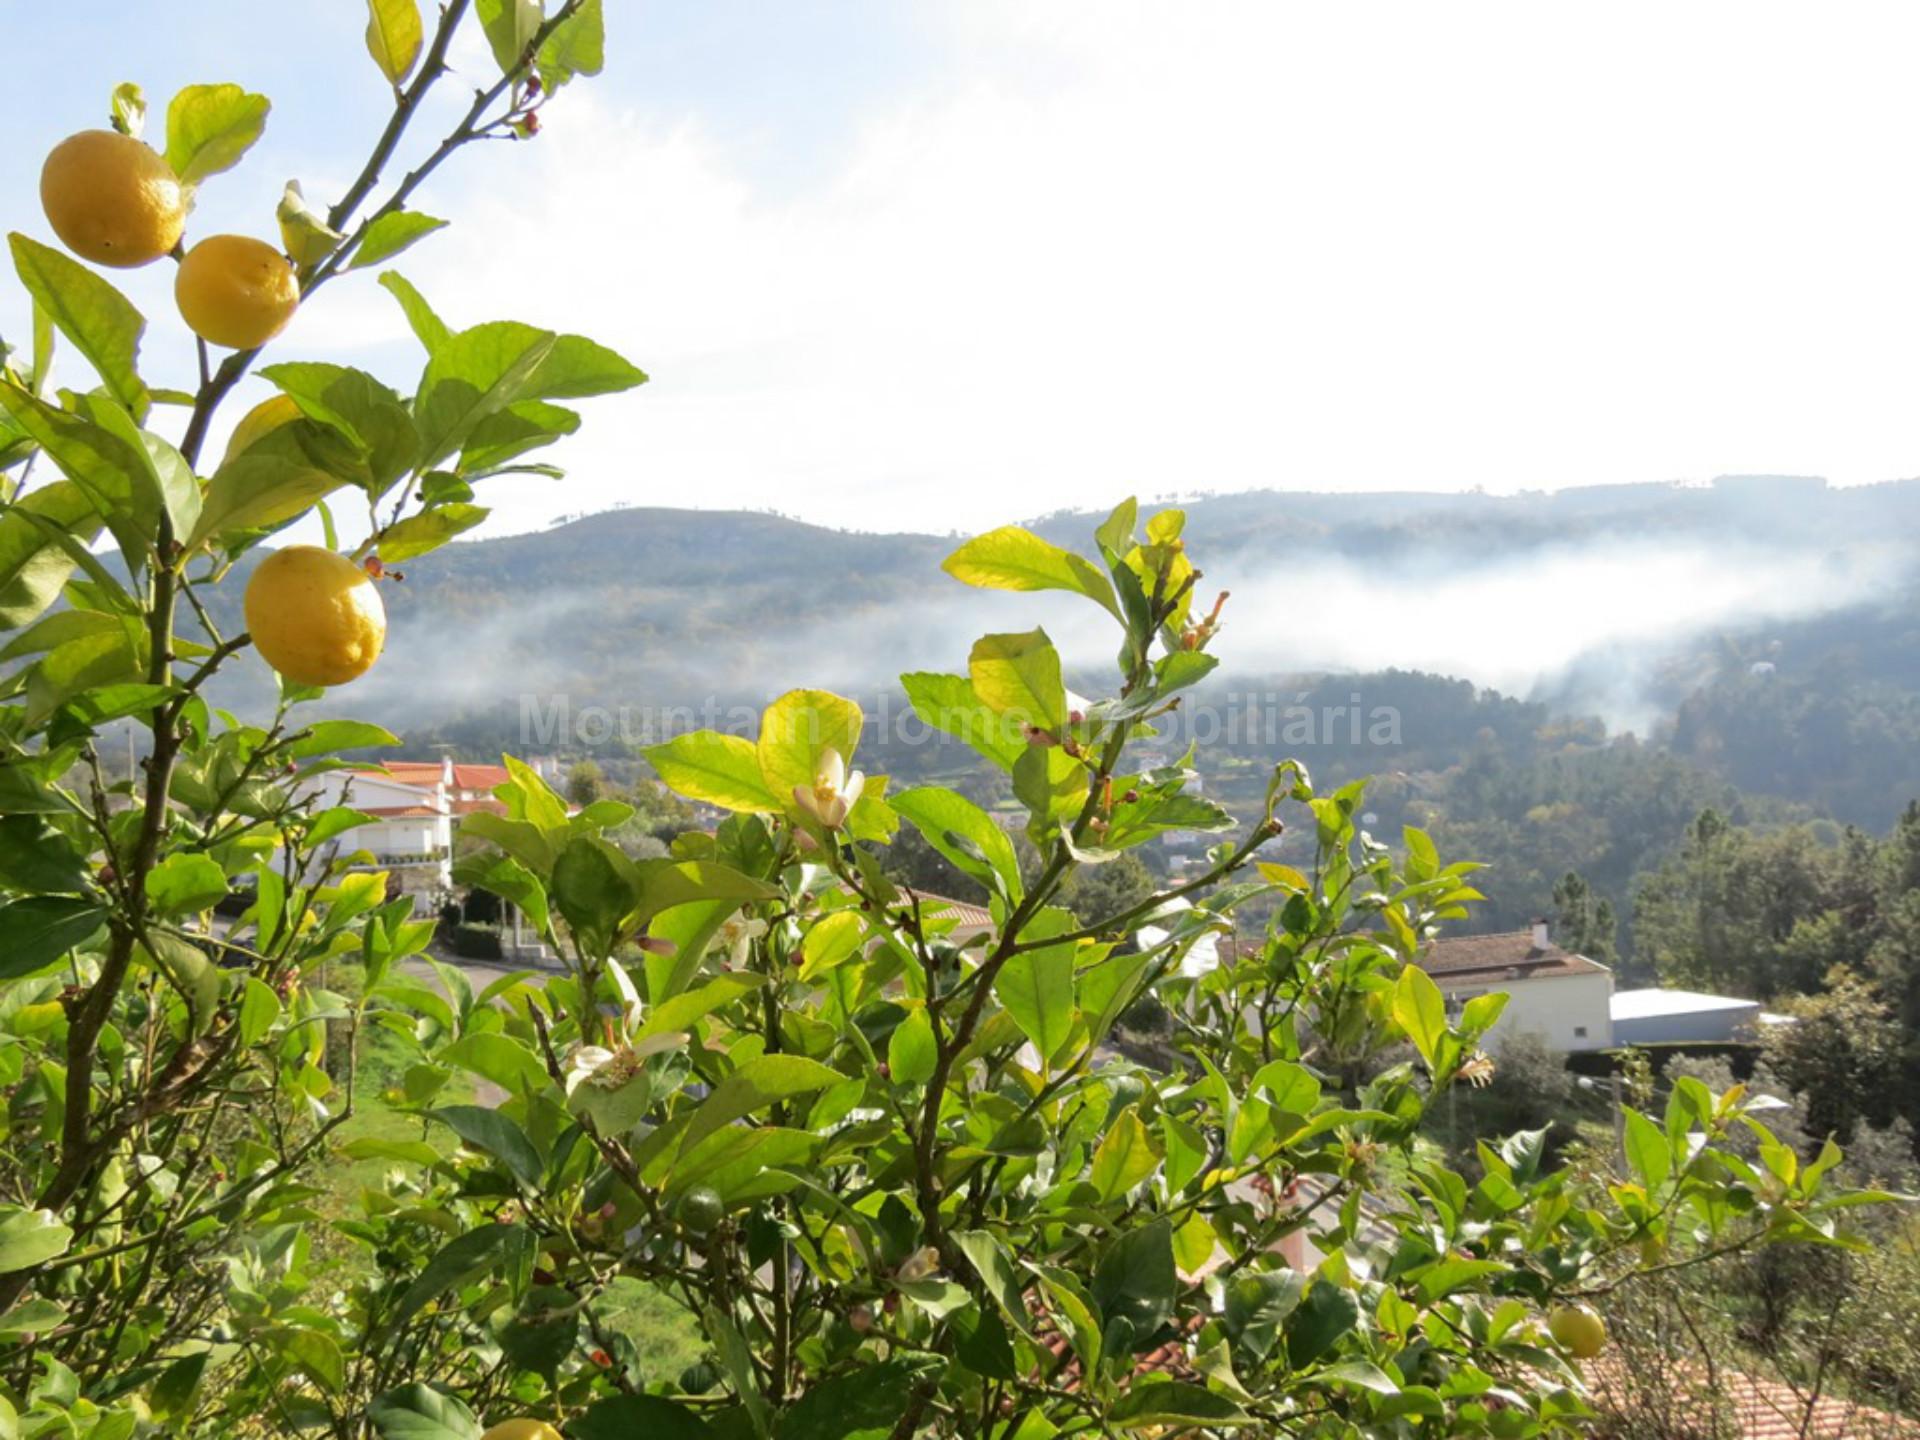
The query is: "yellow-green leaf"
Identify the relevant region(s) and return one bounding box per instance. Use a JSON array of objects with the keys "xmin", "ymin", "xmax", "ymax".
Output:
[
  {"xmin": 968, "ymin": 629, "xmax": 1066, "ymax": 729},
  {"xmin": 943, "ymin": 525, "xmax": 1119, "ymax": 620},
  {"xmin": 365, "ymin": 0, "xmax": 425, "ymax": 85},
  {"xmin": 1090, "ymin": 1108, "xmax": 1161, "ymax": 1200},
  {"xmin": 165, "ymin": 84, "xmax": 271, "ymax": 186},
  {"xmin": 645, "ymin": 731, "xmax": 780, "ymax": 813},
  {"xmin": 756, "ymin": 689, "xmax": 863, "ymax": 813}
]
